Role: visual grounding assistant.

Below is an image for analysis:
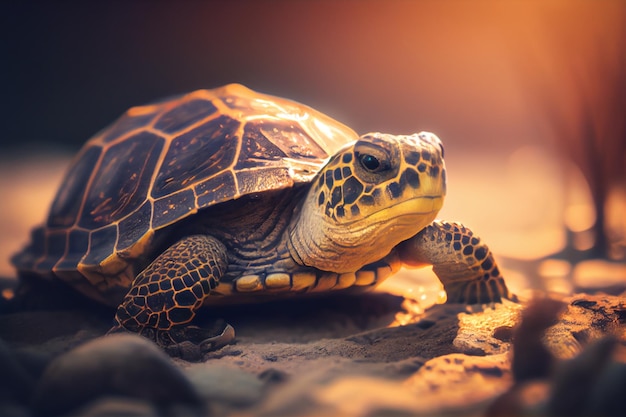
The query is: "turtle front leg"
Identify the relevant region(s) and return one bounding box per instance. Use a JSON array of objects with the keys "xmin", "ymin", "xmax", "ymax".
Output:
[
  {"xmin": 108, "ymin": 235, "xmax": 234, "ymax": 358},
  {"xmin": 397, "ymin": 221, "xmax": 516, "ymax": 304}
]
